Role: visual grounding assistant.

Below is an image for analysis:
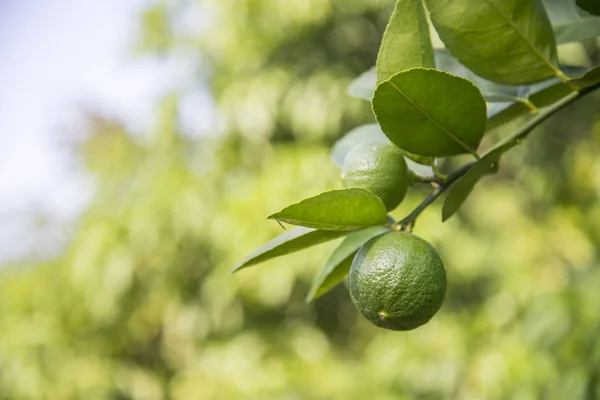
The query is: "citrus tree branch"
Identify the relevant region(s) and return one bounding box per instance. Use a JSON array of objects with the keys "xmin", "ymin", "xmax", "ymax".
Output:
[
  {"xmin": 395, "ymin": 81, "xmax": 600, "ymax": 231},
  {"xmin": 396, "ymin": 161, "xmax": 475, "ymax": 230}
]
